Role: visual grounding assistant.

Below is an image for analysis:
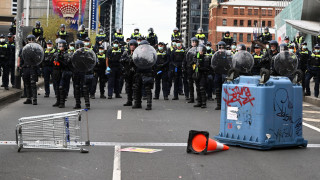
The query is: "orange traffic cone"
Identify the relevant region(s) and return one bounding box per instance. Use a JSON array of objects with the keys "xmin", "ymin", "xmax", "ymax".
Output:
[{"xmin": 187, "ymin": 130, "xmax": 229, "ymax": 154}]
